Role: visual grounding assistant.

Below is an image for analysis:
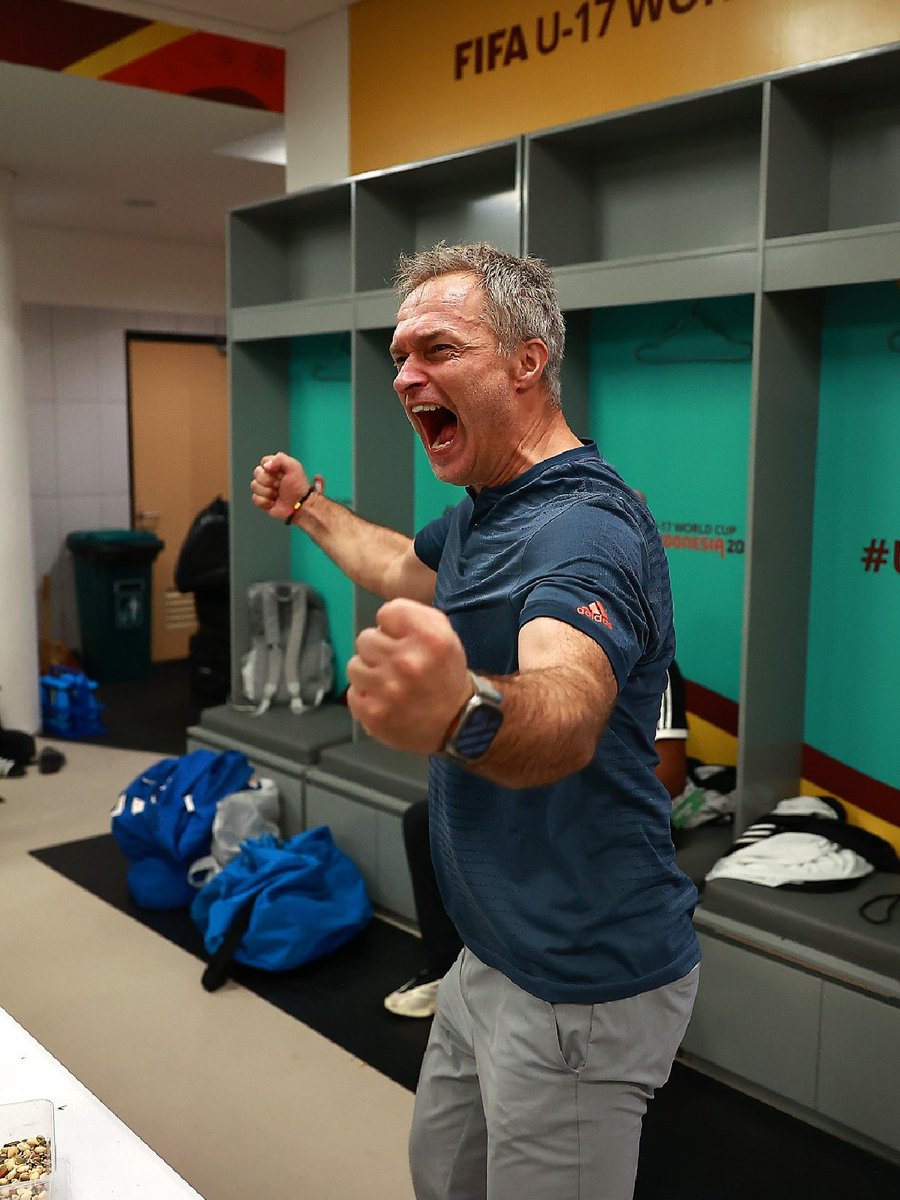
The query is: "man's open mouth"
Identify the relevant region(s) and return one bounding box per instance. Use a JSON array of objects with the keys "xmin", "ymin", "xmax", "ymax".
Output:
[{"xmin": 411, "ymin": 402, "xmax": 459, "ymax": 451}]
